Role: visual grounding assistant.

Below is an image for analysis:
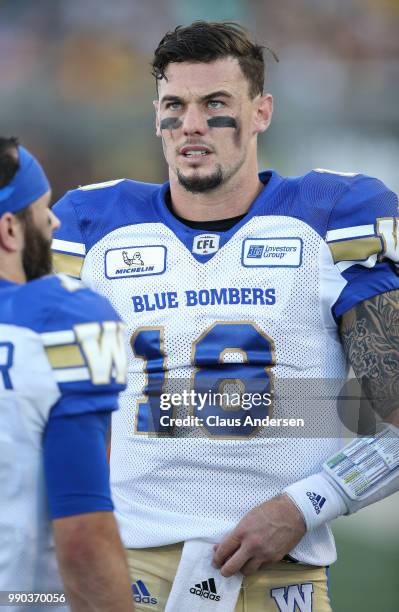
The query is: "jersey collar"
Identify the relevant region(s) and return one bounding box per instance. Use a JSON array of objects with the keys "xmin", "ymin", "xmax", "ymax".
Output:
[{"xmin": 152, "ymin": 170, "xmax": 286, "ymax": 264}]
